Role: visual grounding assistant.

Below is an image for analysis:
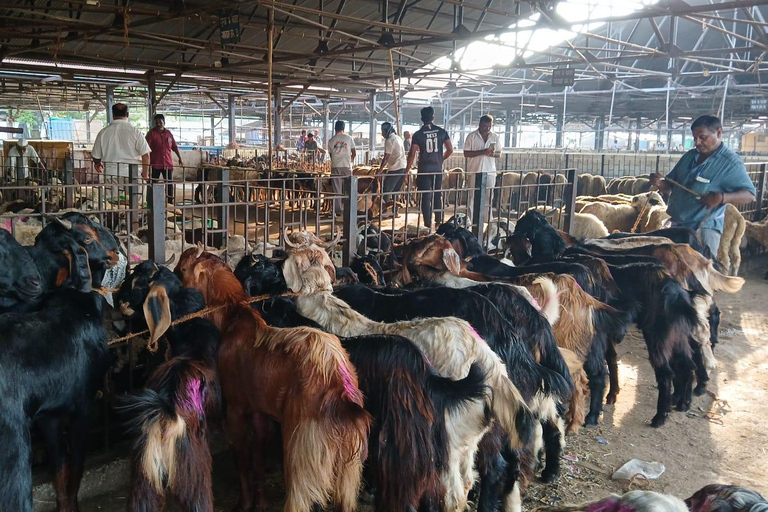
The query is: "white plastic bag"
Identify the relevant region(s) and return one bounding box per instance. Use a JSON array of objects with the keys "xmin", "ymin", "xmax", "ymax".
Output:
[{"xmin": 611, "ymin": 459, "xmax": 666, "ymax": 481}]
